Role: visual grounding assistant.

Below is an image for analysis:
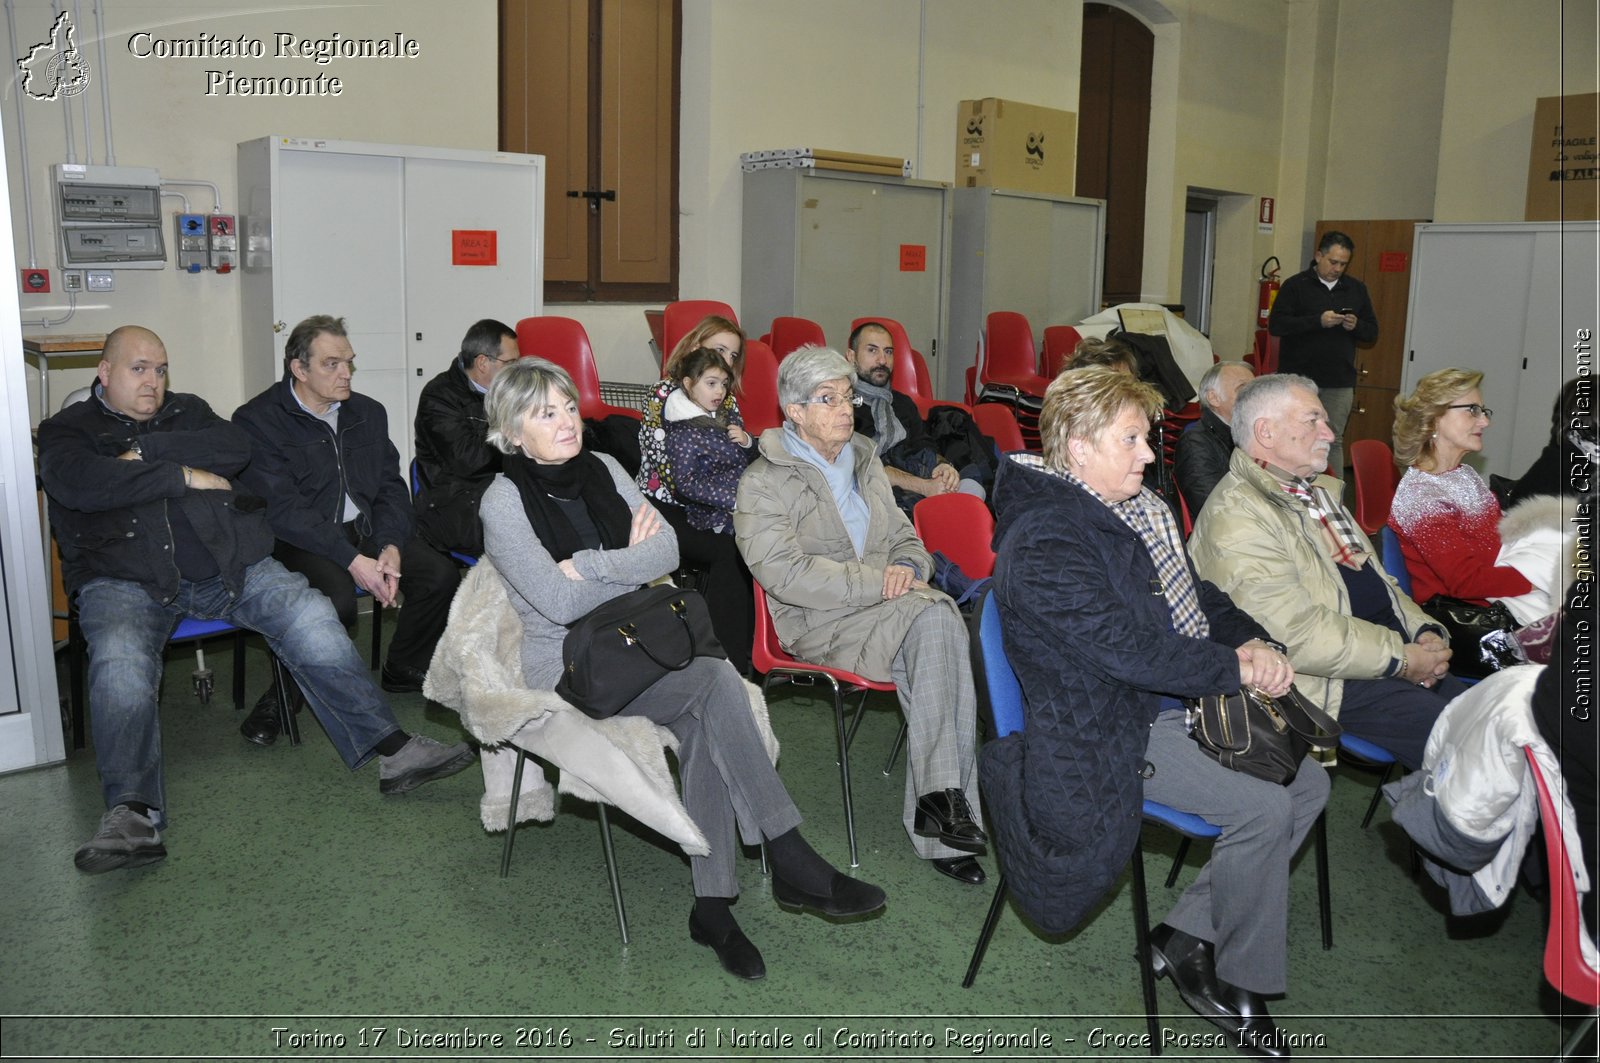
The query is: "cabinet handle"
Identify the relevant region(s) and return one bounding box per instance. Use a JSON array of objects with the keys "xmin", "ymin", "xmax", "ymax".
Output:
[{"xmin": 1359, "ymin": 365, "xmax": 1369, "ymax": 376}]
